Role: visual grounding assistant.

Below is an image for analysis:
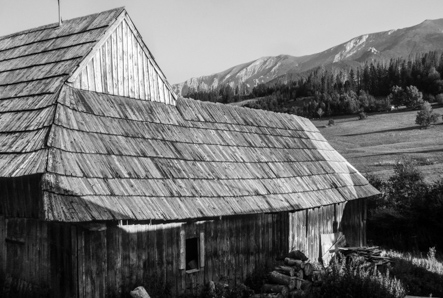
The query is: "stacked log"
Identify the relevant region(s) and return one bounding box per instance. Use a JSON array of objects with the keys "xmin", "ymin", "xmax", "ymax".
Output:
[
  {"xmin": 268, "ymin": 271, "xmax": 296, "ymax": 291},
  {"xmin": 333, "ymin": 246, "xmax": 392, "ymax": 270},
  {"xmin": 333, "ymin": 246, "xmax": 391, "ymax": 265},
  {"xmin": 262, "ymin": 284, "xmax": 289, "ymax": 296},
  {"xmin": 332, "ymin": 246, "xmax": 393, "ymax": 275},
  {"xmin": 251, "ymin": 247, "xmax": 390, "ymax": 297},
  {"xmin": 252, "ymin": 250, "xmax": 321, "ymax": 298}
]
